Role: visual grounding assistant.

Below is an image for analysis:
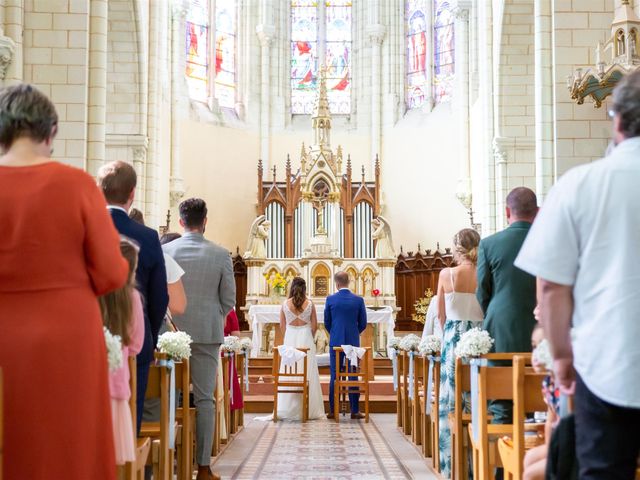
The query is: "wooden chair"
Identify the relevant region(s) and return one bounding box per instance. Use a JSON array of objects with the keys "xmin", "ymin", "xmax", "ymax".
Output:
[
  {"xmin": 428, "ymin": 355, "xmax": 442, "ymax": 474},
  {"xmin": 410, "ymin": 352, "xmax": 424, "ymax": 446},
  {"xmin": 400, "ymin": 351, "xmax": 412, "ymax": 435},
  {"xmin": 468, "ymin": 354, "xmax": 533, "ymax": 480},
  {"xmin": 140, "ymin": 352, "xmax": 176, "ymax": 480},
  {"xmin": 118, "ymin": 356, "xmax": 151, "ymax": 480},
  {"xmin": 174, "ymin": 359, "xmax": 195, "ymax": 480},
  {"xmin": 418, "ymin": 354, "xmax": 432, "ymax": 458},
  {"xmin": 497, "ymin": 355, "xmax": 547, "ymax": 480},
  {"xmin": 273, "ymin": 347, "xmax": 310, "ymax": 422},
  {"xmin": 333, "ymin": 346, "xmax": 371, "ymax": 423}
]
